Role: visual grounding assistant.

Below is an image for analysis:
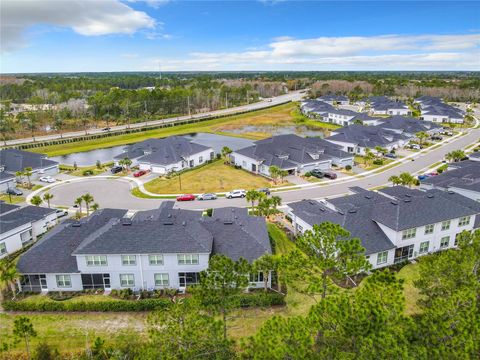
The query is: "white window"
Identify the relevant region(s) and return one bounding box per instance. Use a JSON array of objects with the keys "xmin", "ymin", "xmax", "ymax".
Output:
[
  {"xmin": 56, "ymin": 275, "xmax": 71, "ymax": 288},
  {"xmin": 20, "ymin": 229, "xmax": 32, "ymax": 243},
  {"xmin": 120, "ymin": 274, "xmax": 135, "ymax": 287},
  {"xmin": 177, "ymin": 254, "xmax": 199, "ymax": 265},
  {"xmin": 242, "ymin": 161, "xmax": 247, "ymax": 168},
  {"xmin": 440, "ymin": 236, "xmax": 450, "ymax": 248},
  {"xmin": 199, "ymin": 156, "xmax": 203, "ymax": 163},
  {"xmin": 0, "ymin": 242, "xmax": 6, "ymax": 255},
  {"xmin": 424, "ymin": 224, "xmax": 434, "ymax": 235},
  {"xmin": 377, "ymin": 251, "xmax": 388, "ymax": 265},
  {"xmin": 86, "ymin": 255, "xmax": 107, "ymax": 266},
  {"xmin": 122, "ymin": 255, "xmax": 136, "ymax": 266},
  {"xmin": 402, "ymin": 228, "xmax": 416, "ymax": 240},
  {"xmin": 249, "ymin": 272, "xmax": 264, "ymax": 283},
  {"xmin": 441, "ymin": 220, "xmax": 450, "ymax": 231},
  {"xmin": 419, "ymin": 241, "xmax": 429, "ymax": 254},
  {"xmin": 458, "ymin": 216, "xmax": 470, "ymax": 227},
  {"xmin": 154, "ymin": 273, "xmax": 169, "ymax": 287},
  {"xmin": 149, "ymin": 255, "xmax": 164, "ymax": 265}
]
